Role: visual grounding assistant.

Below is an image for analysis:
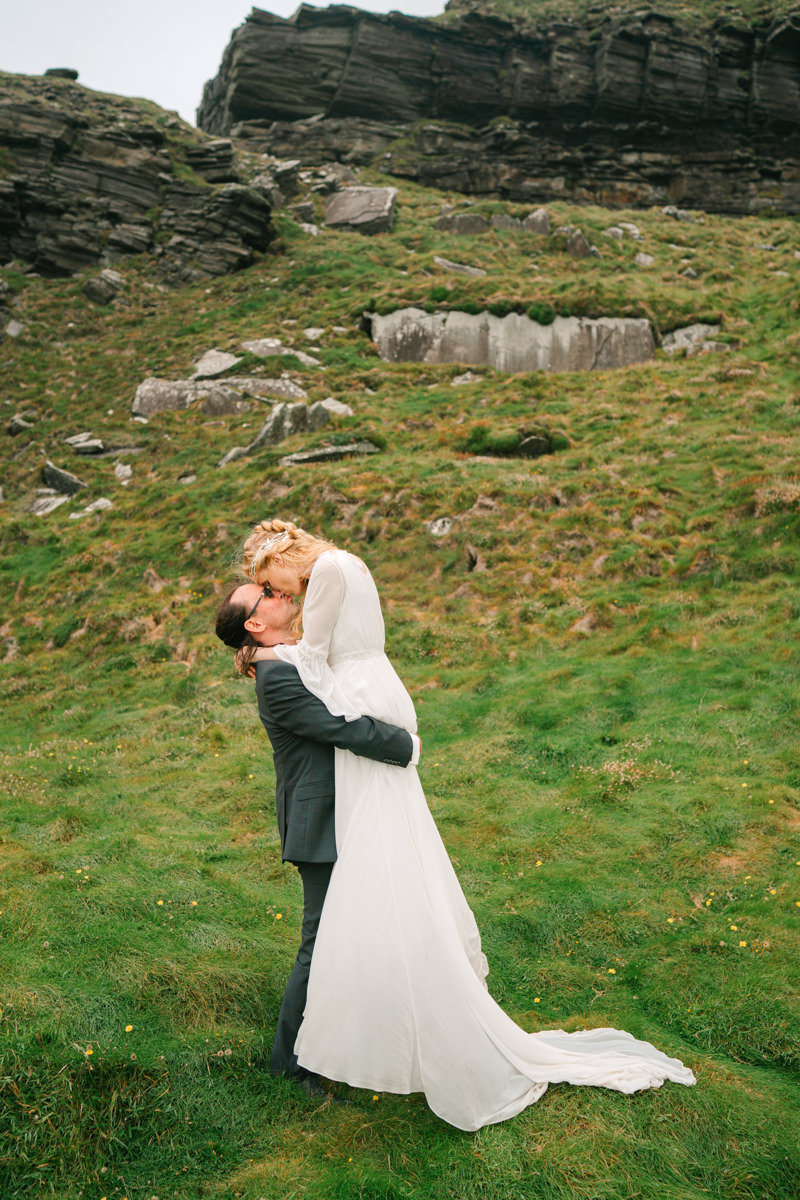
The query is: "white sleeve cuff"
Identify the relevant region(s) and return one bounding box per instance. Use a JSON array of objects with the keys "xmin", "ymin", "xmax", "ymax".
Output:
[{"xmin": 409, "ymin": 734, "xmax": 421, "ymax": 766}]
